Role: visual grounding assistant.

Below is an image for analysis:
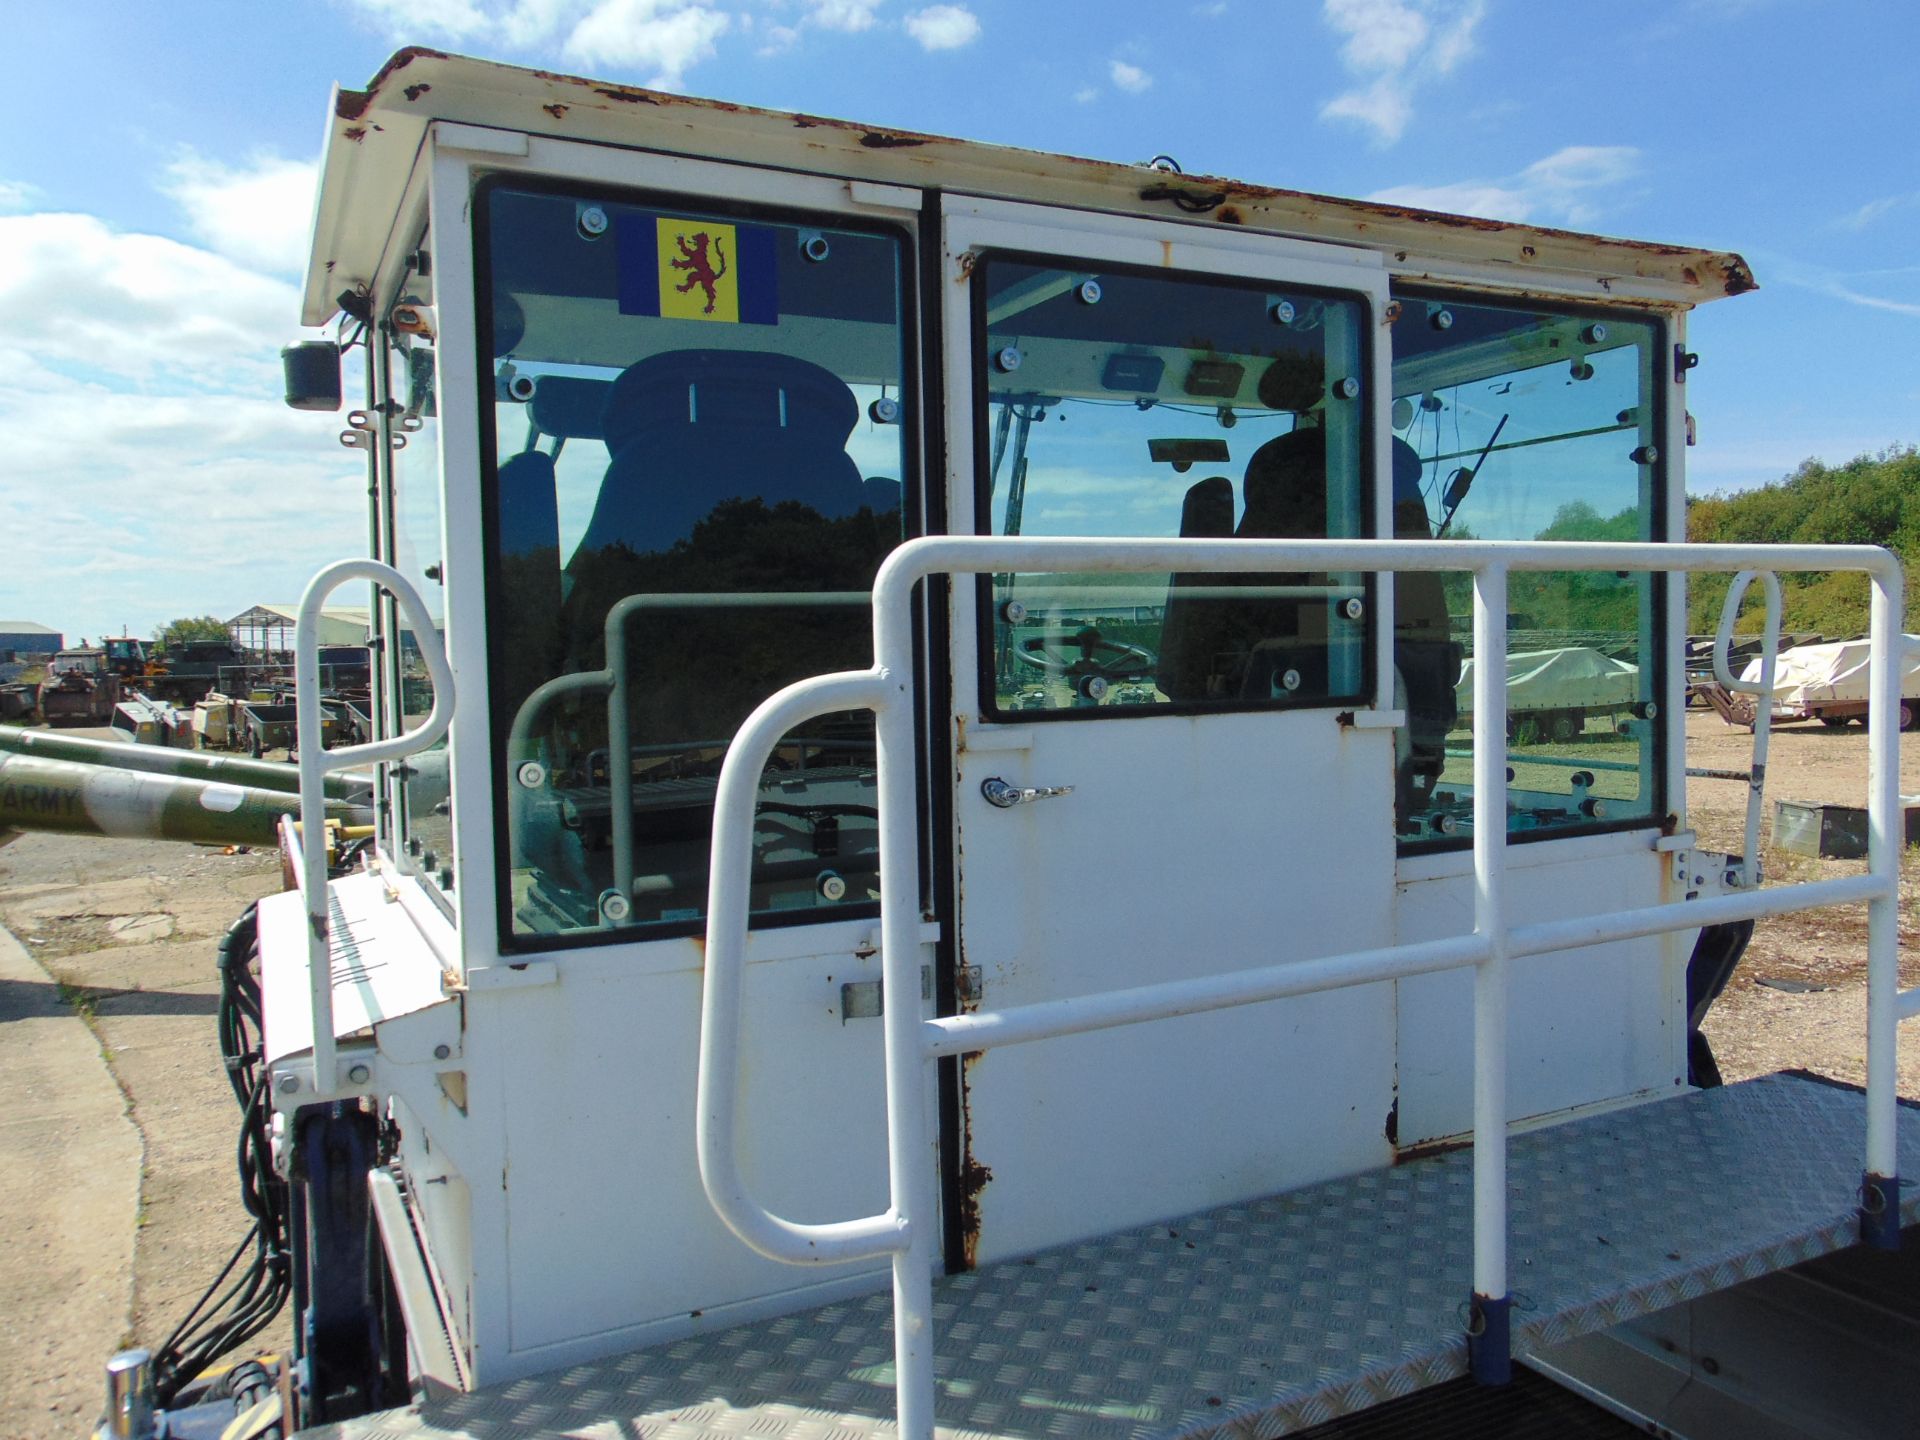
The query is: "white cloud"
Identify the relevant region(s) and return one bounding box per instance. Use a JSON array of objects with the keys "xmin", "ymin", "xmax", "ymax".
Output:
[
  {"xmin": 806, "ymin": 0, "xmax": 883, "ymax": 32},
  {"xmin": 1834, "ymin": 191, "xmax": 1918, "ymax": 232},
  {"xmin": 0, "ymin": 211, "xmax": 365, "ymax": 645},
  {"xmin": 342, "ymin": 0, "xmax": 495, "ymax": 41},
  {"xmin": 1109, "ymin": 60, "xmax": 1153, "ymax": 93},
  {"xmin": 0, "ymin": 178, "xmax": 42, "ymax": 213},
  {"xmin": 161, "ymin": 152, "xmax": 319, "ymax": 277},
  {"xmin": 903, "ymin": 4, "xmax": 980, "ymax": 50},
  {"xmin": 1318, "ymin": 0, "xmax": 1485, "ymax": 145},
  {"xmin": 1368, "ymin": 145, "xmax": 1641, "ymax": 225},
  {"xmin": 563, "ymin": 0, "xmax": 732, "ymax": 86},
  {"xmin": 1073, "ymin": 86, "xmax": 1099, "ymax": 104}
]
